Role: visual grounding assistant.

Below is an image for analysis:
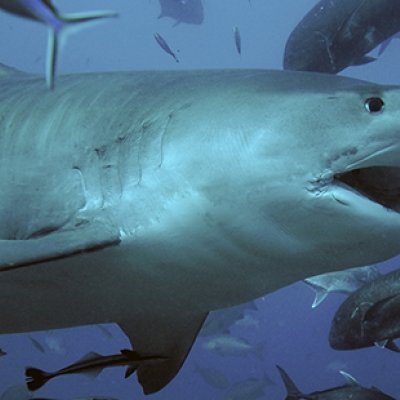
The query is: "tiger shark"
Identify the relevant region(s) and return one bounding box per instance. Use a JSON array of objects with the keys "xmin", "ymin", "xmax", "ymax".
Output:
[{"xmin": 1, "ymin": 64, "xmax": 400, "ymax": 395}]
